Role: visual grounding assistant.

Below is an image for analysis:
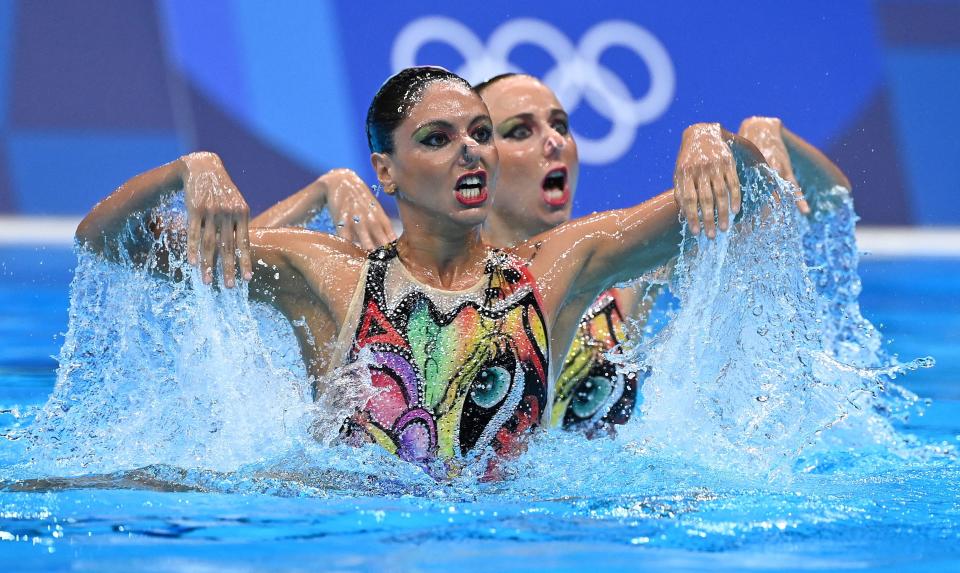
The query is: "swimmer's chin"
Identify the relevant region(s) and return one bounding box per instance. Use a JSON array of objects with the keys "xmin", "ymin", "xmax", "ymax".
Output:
[
  {"xmin": 447, "ymin": 206, "xmax": 490, "ymax": 228},
  {"xmin": 538, "ymin": 204, "xmax": 572, "ymax": 226}
]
